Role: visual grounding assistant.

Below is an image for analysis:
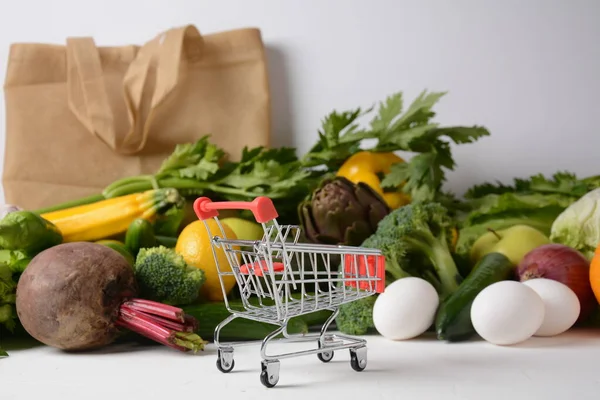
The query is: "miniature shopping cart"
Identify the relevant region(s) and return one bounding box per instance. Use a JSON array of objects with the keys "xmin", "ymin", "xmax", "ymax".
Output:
[{"xmin": 193, "ymin": 196, "xmax": 385, "ymax": 388}]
